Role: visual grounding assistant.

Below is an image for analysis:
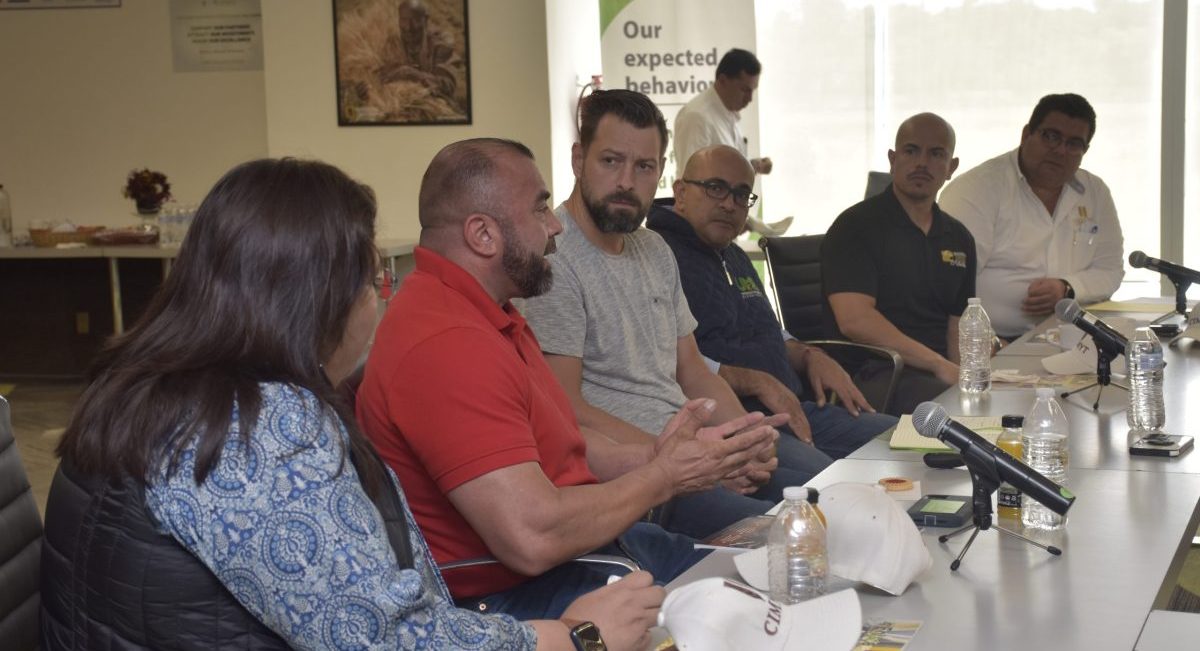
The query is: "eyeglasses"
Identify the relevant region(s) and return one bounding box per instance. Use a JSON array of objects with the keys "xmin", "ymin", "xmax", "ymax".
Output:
[
  {"xmin": 1036, "ymin": 127, "xmax": 1089, "ymax": 155},
  {"xmin": 681, "ymin": 179, "xmax": 758, "ymax": 208},
  {"xmin": 373, "ymin": 268, "xmax": 398, "ymax": 302}
]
